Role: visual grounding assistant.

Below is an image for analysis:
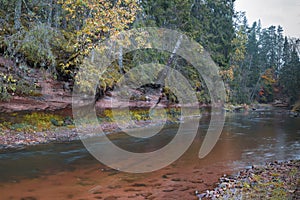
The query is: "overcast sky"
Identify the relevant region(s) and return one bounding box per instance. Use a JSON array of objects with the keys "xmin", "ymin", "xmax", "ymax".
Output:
[{"xmin": 234, "ymin": 0, "xmax": 300, "ymax": 38}]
